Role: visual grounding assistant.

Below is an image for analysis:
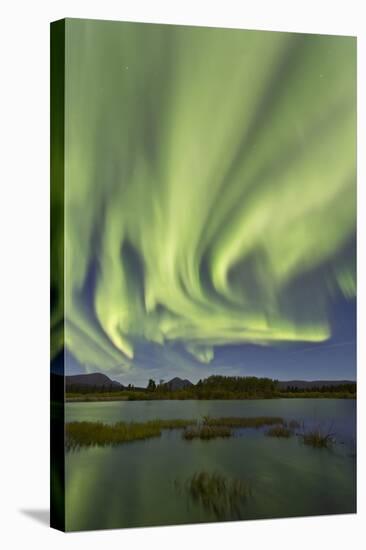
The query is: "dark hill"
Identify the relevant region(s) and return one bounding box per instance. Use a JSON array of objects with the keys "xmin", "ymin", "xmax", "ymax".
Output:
[
  {"xmin": 165, "ymin": 377, "xmax": 193, "ymax": 391},
  {"xmin": 66, "ymin": 373, "xmax": 123, "ymax": 389}
]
